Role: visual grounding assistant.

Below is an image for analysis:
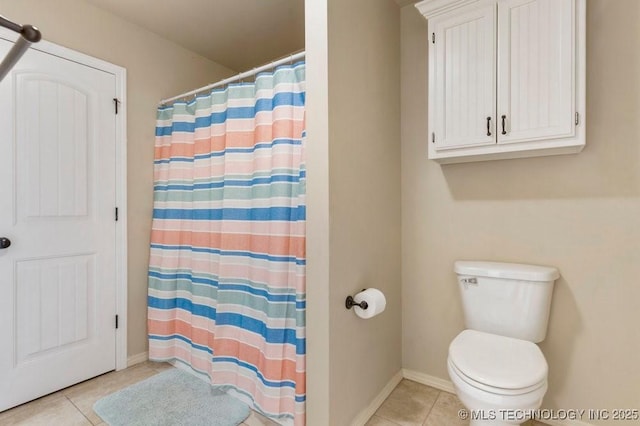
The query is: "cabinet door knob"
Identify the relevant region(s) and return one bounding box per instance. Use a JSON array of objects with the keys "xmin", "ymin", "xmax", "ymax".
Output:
[
  {"xmin": 501, "ymin": 115, "xmax": 507, "ymax": 135},
  {"xmin": 0, "ymin": 237, "xmax": 11, "ymax": 249},
  {"xmin": 486, "ymin": 117, "xmax": 492, "ymax": 136}
]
